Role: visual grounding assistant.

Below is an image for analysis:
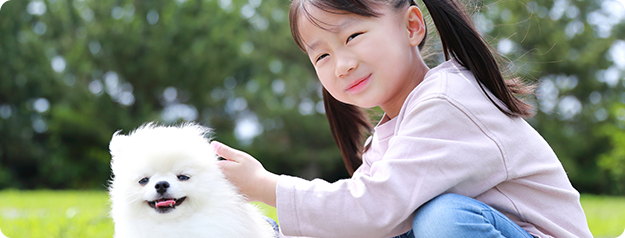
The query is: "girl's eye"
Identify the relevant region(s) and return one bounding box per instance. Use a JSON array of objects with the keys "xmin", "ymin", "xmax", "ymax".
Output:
[
  {"xmin": 138, "ymin": 177, "xmax": 149, "ymax": 185},
  {"xmin": 316, "ymin": 54, "xmax": 329, "ymax": 63},
  {"xmin": 177, "ymin": 175, "xmax": 190, "ymax": 181},
  {"xmin": 347, "ymin": 32, "xmax": 363, "ymax": 43}
]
